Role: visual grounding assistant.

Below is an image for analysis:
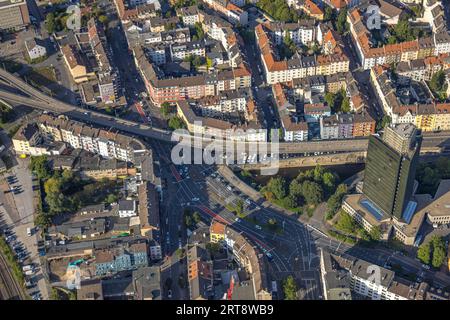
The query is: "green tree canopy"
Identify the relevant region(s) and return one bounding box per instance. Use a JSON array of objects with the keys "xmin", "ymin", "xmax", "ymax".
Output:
[
  {"xmin": 417, "ymin": 242, "xmax": 431, "ymax": 265},
  {"xmin": 30, "ymin": 155, "xmax": 51, "ymax": 180},
  {"xmin": 431, "ymin": 236, "xmax": 446, "ymax": 268},
  {"xmin": 168, "ymin": 116, "xmax": 186, "ymax": 130},
  {"xmin": 282, "ymin": 276, "xmax": 298, "ymax": 300},
  {"xmin": 267, "ymin": 177, "xmax": 287, "ymax": 200},
  {"xmin": 45, "ymin": 13, "xmax": 56, "ymax": 34},
  {"xmin": 300, "ymin": 181, "xmax": 323, "ymax": 205}
]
